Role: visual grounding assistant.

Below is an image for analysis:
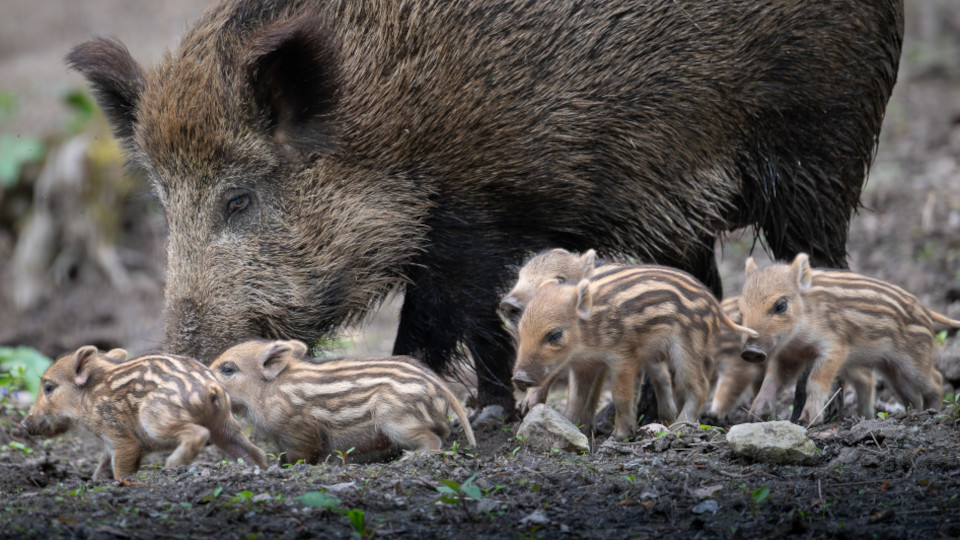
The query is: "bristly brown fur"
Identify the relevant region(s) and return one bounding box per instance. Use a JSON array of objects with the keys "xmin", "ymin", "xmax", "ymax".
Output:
[{"xmin": 67, "ymin": 0, "xmax": 904, "ymax": 411}]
